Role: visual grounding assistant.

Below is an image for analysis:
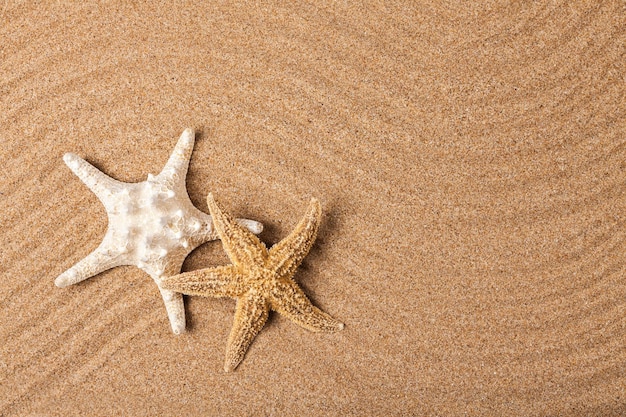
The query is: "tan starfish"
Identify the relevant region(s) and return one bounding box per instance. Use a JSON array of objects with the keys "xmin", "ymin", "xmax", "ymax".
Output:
[{"xmin": 160, "ymin": 194, "xmax": 344, "ymax": 371}]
